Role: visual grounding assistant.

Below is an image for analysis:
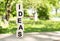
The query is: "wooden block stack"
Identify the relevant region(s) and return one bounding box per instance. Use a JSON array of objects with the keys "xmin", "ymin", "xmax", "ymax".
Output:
[{"xmin": 16, "ymin": 4, "xmax": 24, "ymax": 38}]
